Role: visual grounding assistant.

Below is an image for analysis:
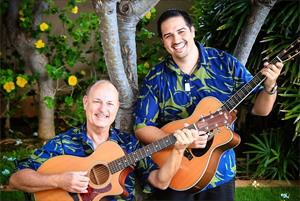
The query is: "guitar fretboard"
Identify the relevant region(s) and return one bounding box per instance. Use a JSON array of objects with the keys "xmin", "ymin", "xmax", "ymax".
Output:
[{"xmin": 107, "ymin": 134, "xmax": 177, "ymax": 174}]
